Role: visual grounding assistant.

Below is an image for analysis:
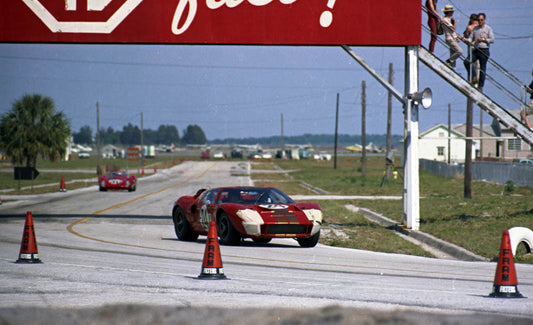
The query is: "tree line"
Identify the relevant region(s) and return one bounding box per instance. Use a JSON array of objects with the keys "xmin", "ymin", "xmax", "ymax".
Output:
[{"xmin": 73, "ymin": 123, "xmax": 207, "ymax": 146}]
